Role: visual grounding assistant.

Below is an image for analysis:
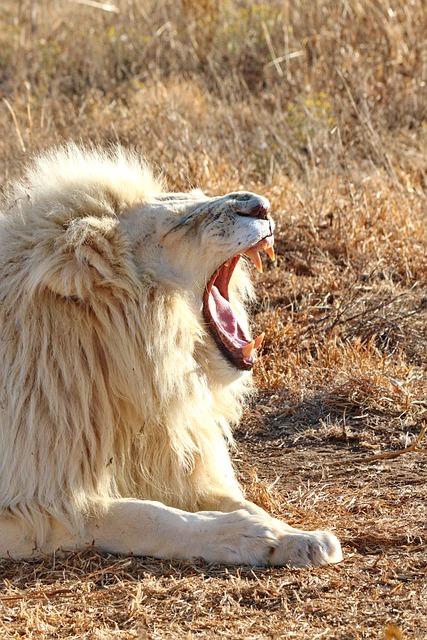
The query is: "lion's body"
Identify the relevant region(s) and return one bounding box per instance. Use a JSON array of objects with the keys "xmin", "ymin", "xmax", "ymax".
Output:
[{"xmin": 0, "ymin": 145, "xmax": 342, "ymax": 566}]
